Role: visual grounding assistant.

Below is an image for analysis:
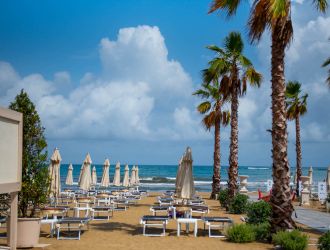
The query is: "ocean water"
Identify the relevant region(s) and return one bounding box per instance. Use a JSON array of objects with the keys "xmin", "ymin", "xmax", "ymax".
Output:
[{"xmin": 59, "ymin": 164, "xmax": 329, "ymax": 192}]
